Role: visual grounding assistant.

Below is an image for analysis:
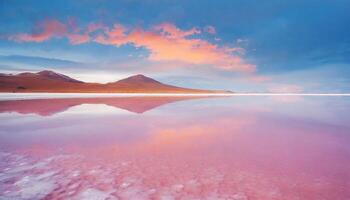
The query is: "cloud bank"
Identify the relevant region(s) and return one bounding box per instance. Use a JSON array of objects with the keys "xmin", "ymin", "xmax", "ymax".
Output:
[{"xmin": 9, "ymin": 20, "xmax": 256, "ymax": 73}]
